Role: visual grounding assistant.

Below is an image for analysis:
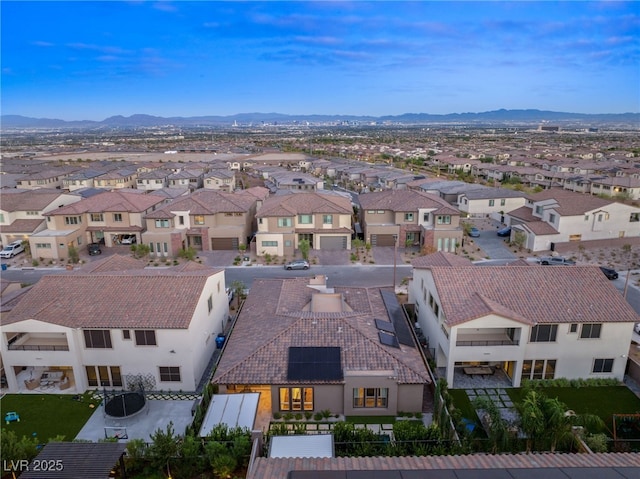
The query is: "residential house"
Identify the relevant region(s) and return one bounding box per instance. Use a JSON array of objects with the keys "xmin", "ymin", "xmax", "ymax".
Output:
[
  {"xmin": 409, "ymin": 253, "xmax": 638, "ymax": 388},
  {"xmin": 62, "ymin": 169, "xmax": 110, "ymax": 191},
  {"xmin": 255, "ymin": 191, "xmax": 353, "ymax": 257},
  {"xmin": 167, "ymin": 169, "xmax": 204, "ymax": 191},
  {"xmin": 264, "ymin": 170, "xmax": 324, "ymax": 193},
  {"xmin": 15, "ymin": 168, "xmax": 79, "ymax": 190},
  {"xmin": 30, "ymin": 190, "xmax": 164, "ymax": 259},
  {"xmin": 0, "ymin": 256, "xmax": 229, "ymax": 393},
  {"xmin": 94, "ymin": 168, "xmax": 138, "ymax": 189},
  {"xmin": 142, "ymin": 187, "xmax": 269, "ymax": 256},
  {"xmin": 0, "ymin": 189, "xmax": 82, "ymax": 247},
  {"xmin": 213, "ymin": 275, "xmax": 430, "ymax": 418},
  {"xmin": 507, "ymin": 189, "xmax": 640, "ymax": 251},
  {"xmin": 456, "ymin": 187, "xmax": 527, "ymax": 220},
  {"xmin": 203, "ymin": 170, "xmax": 236, "ymax": 191},
  {"xmin": 136, "ymin": 169, "xmax": 171, "ymax": 191},
  {"xmin": 359, "ymin": 190, "xmax": 462, "ymax": 252}
]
